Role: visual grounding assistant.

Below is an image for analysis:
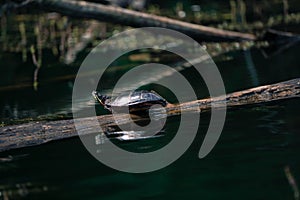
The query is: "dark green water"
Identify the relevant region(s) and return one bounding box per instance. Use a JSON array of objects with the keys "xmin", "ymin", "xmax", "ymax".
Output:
[
  {"xmin": 0, "ymin": 41, "xmax": 300, "ymax": 199},
  {"xmin": 1, "ymin": 0, "xmax": 300, "ymax": 196}
]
